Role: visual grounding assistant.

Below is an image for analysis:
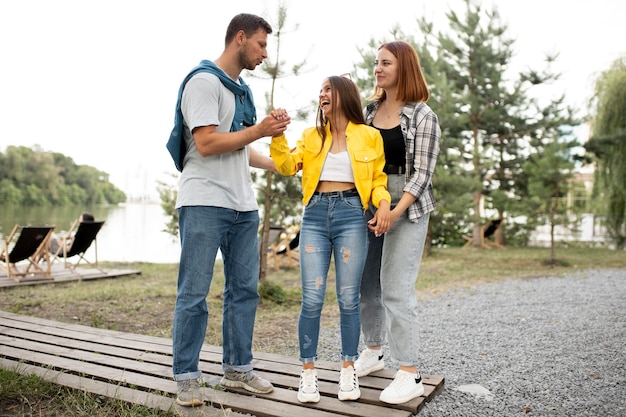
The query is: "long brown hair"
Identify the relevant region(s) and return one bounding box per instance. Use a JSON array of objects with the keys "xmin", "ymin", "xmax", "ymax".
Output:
[
  {"xmin": 316, "ymin": 76, "xmax": 366, "ymax": 151},
  {"xmin": 368, "ymin": 41, "xmax": 430, "ymax": 103}
]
